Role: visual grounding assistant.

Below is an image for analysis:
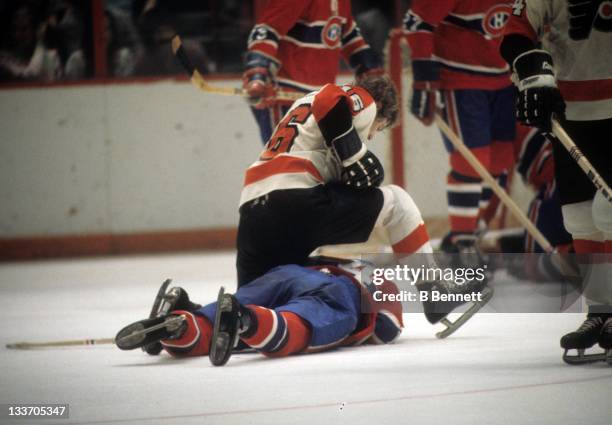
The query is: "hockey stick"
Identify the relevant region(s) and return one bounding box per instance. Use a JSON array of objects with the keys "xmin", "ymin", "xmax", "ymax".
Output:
[
  {"xmin": 6, "ymin": 338, "xmax": 115, "ymax": 350},
  {"xmin": 171, "ymin": 35, "xmax": 302, "ymax": 102},
  {"xmin": 434, "ymin": 114, "xmax": 555, "ymax": 253},
  {"xmin": 551, "ymin": 118, "xmax": 612, "ymax": 204}
]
